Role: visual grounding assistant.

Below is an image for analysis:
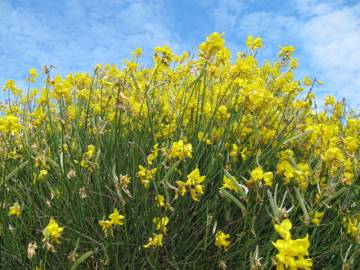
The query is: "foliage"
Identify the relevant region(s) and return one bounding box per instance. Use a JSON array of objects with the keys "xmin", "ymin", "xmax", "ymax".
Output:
[{"xmin": 0, "ymin": 33, "xmax": 359, "ymax": 269}]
